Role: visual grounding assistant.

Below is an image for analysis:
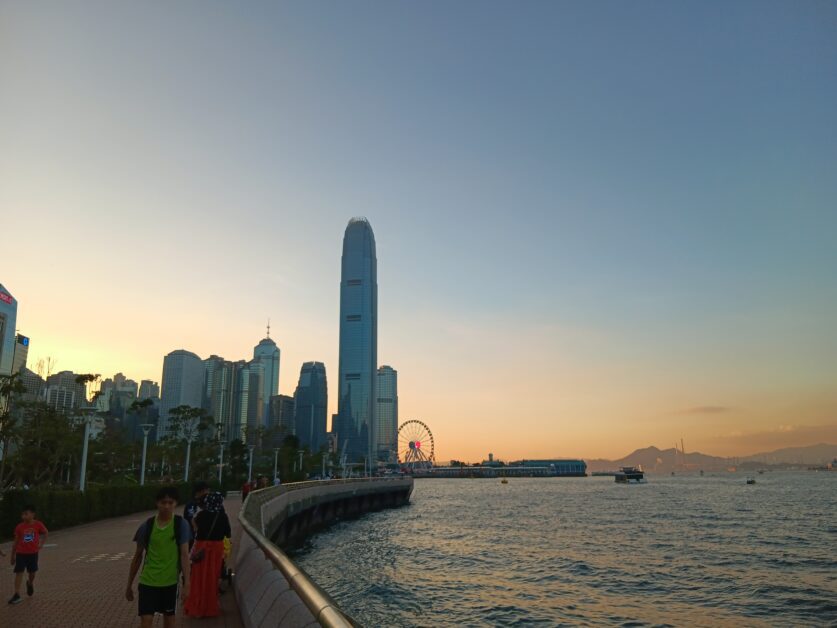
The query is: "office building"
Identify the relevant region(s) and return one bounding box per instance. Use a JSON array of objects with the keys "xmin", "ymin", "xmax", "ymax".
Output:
[
  {"xmin": 336, "ymin": 218, "xmax": 378, "ymax": 464},
  {"xmin": 159, "ymin": 349, "xmax": 204, "ymax": 440},
  {"xmin": 294, "ymin": 362, "xmax": 328, "ymax": 452},
  {"xmin": 204, "ymin": 355, "xmax": 237, "ymax": 441},
  {"xmin": 0, "ymin": 283, "xmax": 18, "ymax": 377},
  {"xmin": 376, "ymin": 365, "xmax": 398, "ymax": 463},
  {"xmin": 268, "ymin": 394, "xmax": 295, "ymax": 446},
  {"xmin": 12, "ymin": 334, "xmax": 29, "ymax": 374},
  {"xmin": 252, "ymin": 332, "xmax": 280, "ymax": 429},
  {"xmin": 44, "ymin": 370, "xmax": 88, "ymax": 412},
  {"xmin": 18, "ymin": 367, "xmax": 45, "ymax": 401},
  {"xmin": 138, "ymin": 379, "xmax": 160, "ymax": 400}
]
